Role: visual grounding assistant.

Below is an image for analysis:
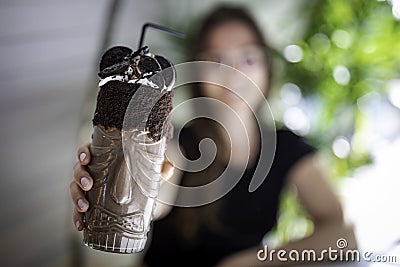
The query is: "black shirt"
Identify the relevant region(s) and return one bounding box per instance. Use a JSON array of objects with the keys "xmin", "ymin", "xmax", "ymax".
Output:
[{"xmin": 144, "ymin": 127, "xmax": 314, "ymax": 266}]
